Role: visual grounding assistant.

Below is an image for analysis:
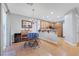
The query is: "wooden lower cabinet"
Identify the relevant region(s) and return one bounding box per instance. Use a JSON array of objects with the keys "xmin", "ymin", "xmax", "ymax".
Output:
[
  {"xmin": 14, "ymin": 33, "xmax": 21, "ymax": 43},
  {"xmin": 14, "ymin": 33, "xmax": 27, "ymax": 43}
]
